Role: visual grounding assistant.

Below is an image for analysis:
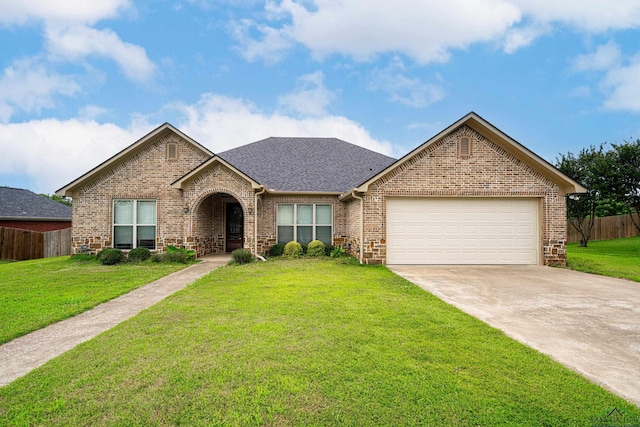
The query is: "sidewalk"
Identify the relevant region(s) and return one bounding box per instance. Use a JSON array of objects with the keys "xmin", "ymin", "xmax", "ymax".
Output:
[{"xmin": 0, "ymin": 255, "xmax": 230, "ymax": 387}]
